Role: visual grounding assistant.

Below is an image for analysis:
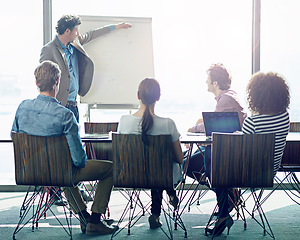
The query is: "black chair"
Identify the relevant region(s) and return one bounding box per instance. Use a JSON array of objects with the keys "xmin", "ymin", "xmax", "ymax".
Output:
[
  {"xmin": 261, "ymin": 122, "xmax": 300, "ymax": 206},
  {"xmin": 12, "ymin": 132, "xmax": 83, "ymax": 240},
  {"xmin": 111, "ymin": 133, "xmax": 187, "ymax": 239}
]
